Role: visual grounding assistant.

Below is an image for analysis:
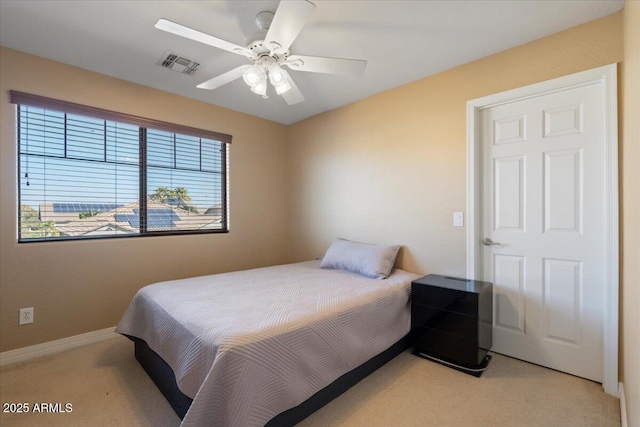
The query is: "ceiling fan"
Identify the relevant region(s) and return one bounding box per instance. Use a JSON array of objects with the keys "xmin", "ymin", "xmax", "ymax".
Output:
[{"xmin": 155, "ymin": 0, "xmax": 367, "ymax": 105}]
